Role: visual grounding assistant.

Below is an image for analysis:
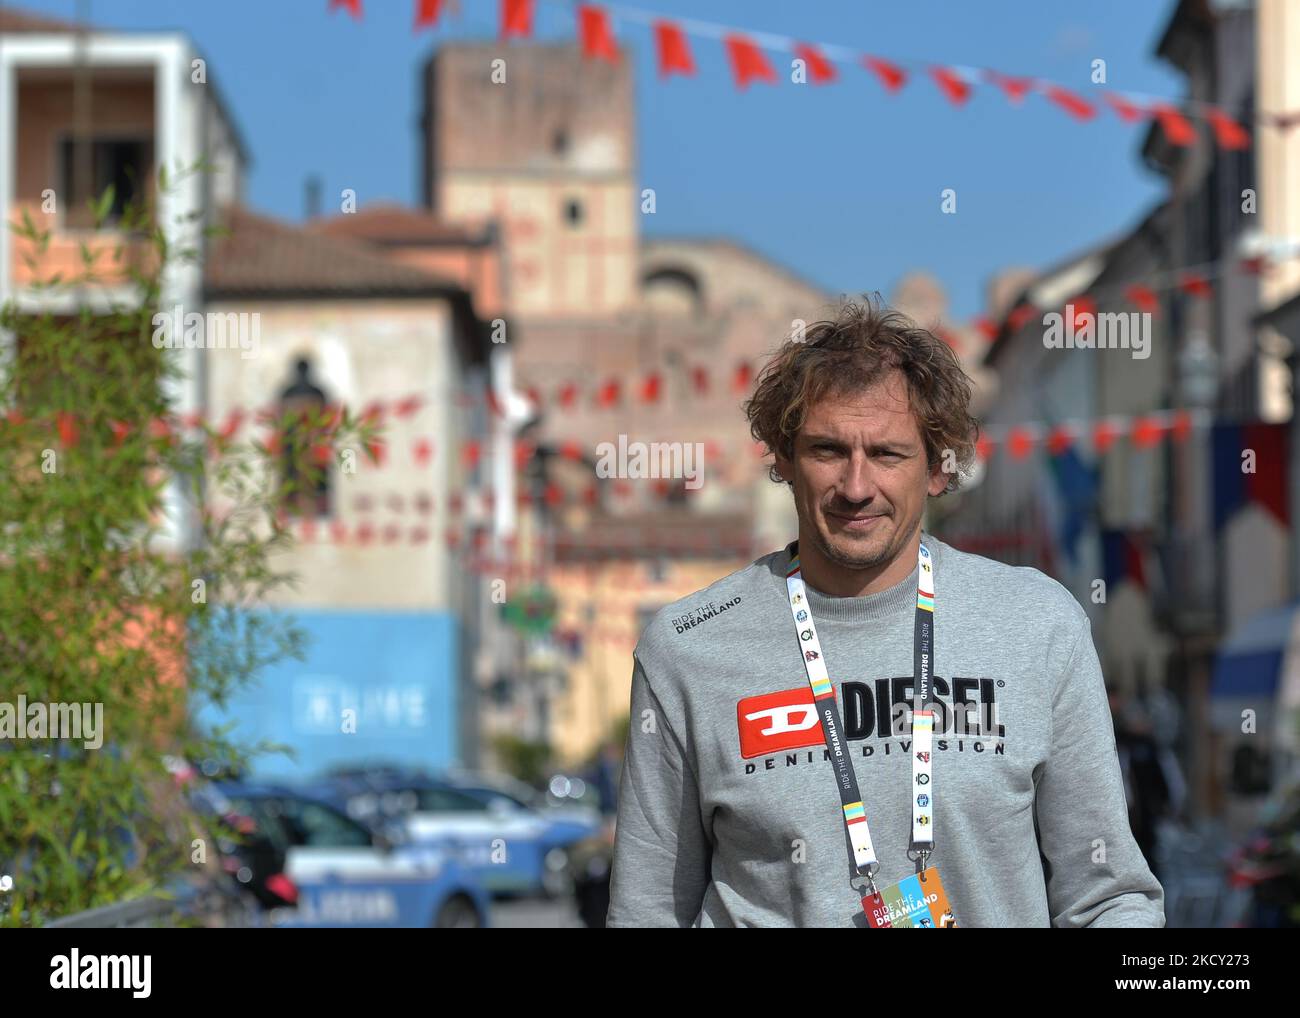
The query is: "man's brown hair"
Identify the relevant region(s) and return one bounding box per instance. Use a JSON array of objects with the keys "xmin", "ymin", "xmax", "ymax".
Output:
[{"xmin": 743, "ymin": 293, "xmax": 980, "ymax": 495}]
